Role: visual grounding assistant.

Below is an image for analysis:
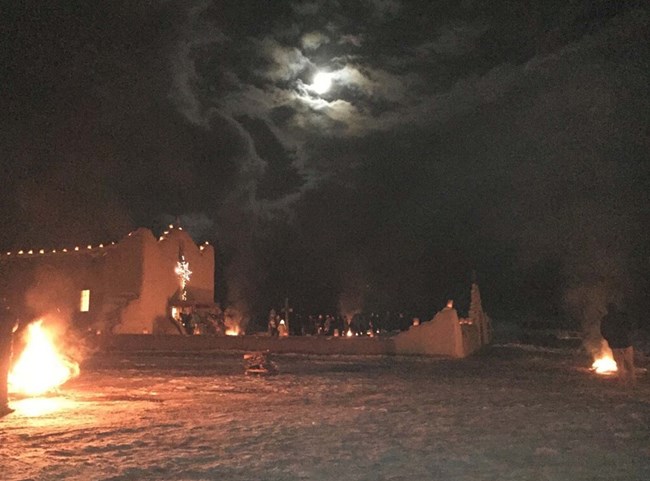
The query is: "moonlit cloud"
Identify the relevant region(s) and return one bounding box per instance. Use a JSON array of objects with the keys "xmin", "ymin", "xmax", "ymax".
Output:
[
  {"xmin": 366, "ymin": 0, "xmax": 402, "ymax": 21},
  {"xmin": 255, "ymin": 37, "xmax": 312, "ymax": 82},
  {"xmin": 301, "ymin": 31, "xmax": 330, "ymax": 50},
  {"xmin": 291, "ymin": 1, "xmax": 321, "ymax": 16},
  {"xmin": 338, "ymin": 34, "xmax": 364, "ymax": 47},
  {"xmin": 169, "ymin": 2, "xmax": 227, "ymax": 126},
  {"xmin": 415, "ymin": 22, "xmax": 489, "ymax": 56}
]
